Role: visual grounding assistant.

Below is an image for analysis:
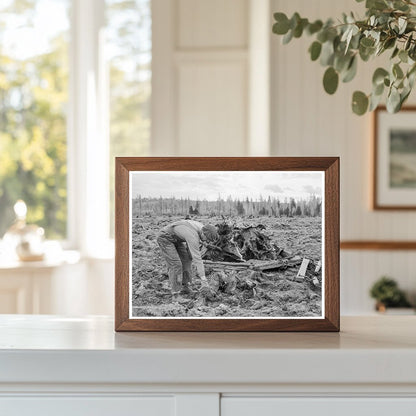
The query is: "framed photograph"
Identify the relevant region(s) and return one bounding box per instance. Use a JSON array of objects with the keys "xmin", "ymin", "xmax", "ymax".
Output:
[
  {"xmin": 374, "ymin": 106, "xmax": 416, "ymax": 209},
  {"xmin": 115, "ymin": 157, "xmax": 339, "ymax": 331}
]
